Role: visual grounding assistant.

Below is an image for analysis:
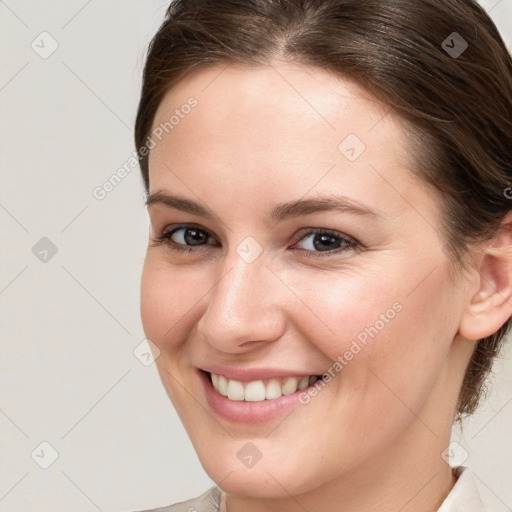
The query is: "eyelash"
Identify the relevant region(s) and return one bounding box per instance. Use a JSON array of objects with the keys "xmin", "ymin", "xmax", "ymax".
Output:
[{"xmin": 151, "ymin": 223, "xmax": 361, "ymax": 259}]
